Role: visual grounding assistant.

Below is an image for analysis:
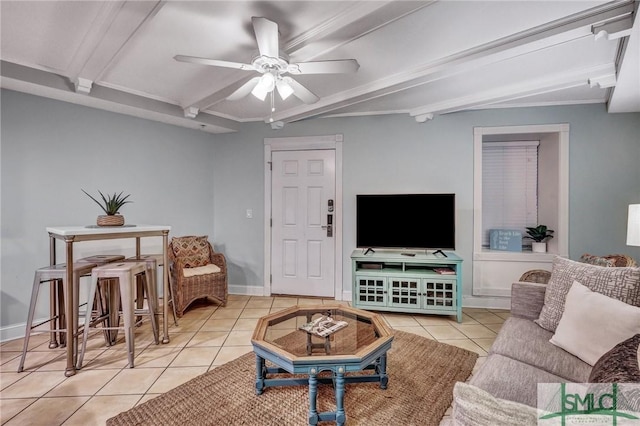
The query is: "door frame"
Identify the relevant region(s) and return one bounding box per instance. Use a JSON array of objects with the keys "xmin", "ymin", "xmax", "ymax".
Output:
[{"xmin": 264, "ymin": 134, "xmax": 343, "ymax": 299}]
